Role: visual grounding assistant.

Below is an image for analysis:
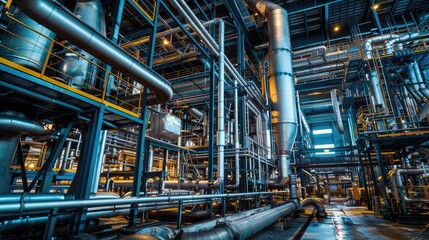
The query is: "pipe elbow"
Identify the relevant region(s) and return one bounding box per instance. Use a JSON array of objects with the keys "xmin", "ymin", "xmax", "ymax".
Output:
[
  {"xmin": 301, "ymin": 198, "xmax": 327, "ymax": 218},
  {"xmin": 268, "ymin": 177, "xmax": 289, "ymax": 189}
]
